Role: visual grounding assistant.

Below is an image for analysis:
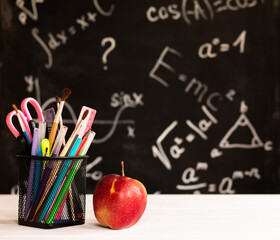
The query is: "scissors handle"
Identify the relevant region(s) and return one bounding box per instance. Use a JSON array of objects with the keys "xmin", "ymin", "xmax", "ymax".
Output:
[
  {"xmin": 6, "ymin": 110, "xmax": 33, "ymax": 142},
  {"xmin": 21, "ymin": 97, "xmax": 44, "ymax": 122}
]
